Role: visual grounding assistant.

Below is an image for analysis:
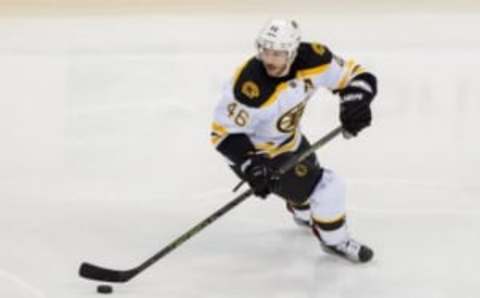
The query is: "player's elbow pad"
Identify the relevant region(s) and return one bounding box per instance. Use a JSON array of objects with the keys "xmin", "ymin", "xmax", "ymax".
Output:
[{"xmin": 216, "ymin": 133, "xmax": 256, "ymax": 165}]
